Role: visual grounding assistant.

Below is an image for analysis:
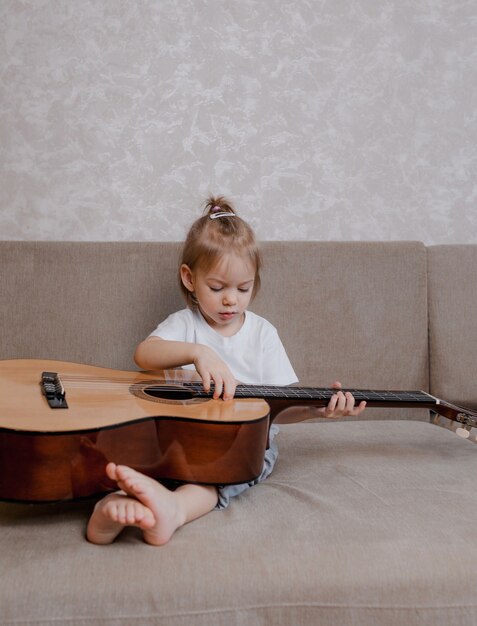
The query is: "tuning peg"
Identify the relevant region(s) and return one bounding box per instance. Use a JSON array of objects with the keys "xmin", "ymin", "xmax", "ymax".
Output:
[{"xmin": 456, "ymin": 425, "xmax": 472, "ymax": 439}]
